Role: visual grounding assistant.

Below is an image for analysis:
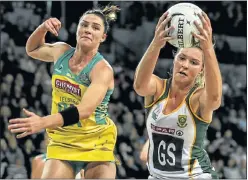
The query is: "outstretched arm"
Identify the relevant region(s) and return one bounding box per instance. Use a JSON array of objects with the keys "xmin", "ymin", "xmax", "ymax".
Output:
[
  {"xmin": 8, "ymin": 61, "xmax": 114, "ymax": 138},
  {"xmin": 192, "ymin": 12, "xmax": 222, "ymax": 110},
  {"xmin": 133, "ymin": 12, "xmax": 174, "ymax": 97}
]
